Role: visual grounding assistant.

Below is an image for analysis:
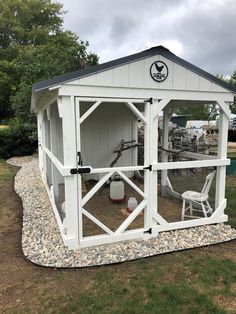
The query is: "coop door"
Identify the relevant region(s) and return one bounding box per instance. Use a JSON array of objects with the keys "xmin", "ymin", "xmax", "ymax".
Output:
[{"xmin": 74, "ymin": 98, "xmax": 152, "ymax": 246}]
